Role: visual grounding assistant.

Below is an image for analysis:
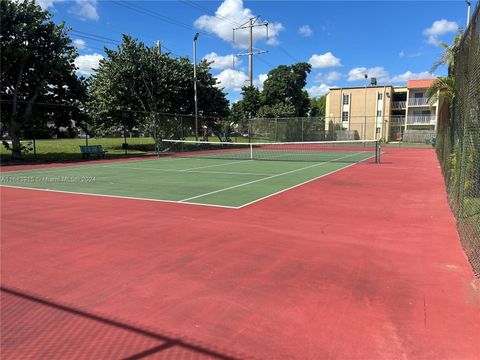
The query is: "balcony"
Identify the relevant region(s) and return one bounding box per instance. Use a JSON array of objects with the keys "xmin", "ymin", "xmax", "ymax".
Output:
[
  {"xmin": 408, "ymin": 97, "xmax": 429, "ymax": 106},
  {"xmin": 407, "ymin": 115, "xmax": 436, "ymax": 125},
  {"xmin": 390, "ymin": 116, "xmax": 405, "ymax": 125},
  {"xmin": 392, "ymin": 101, "xmax": 406, "ymax": 109}
]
